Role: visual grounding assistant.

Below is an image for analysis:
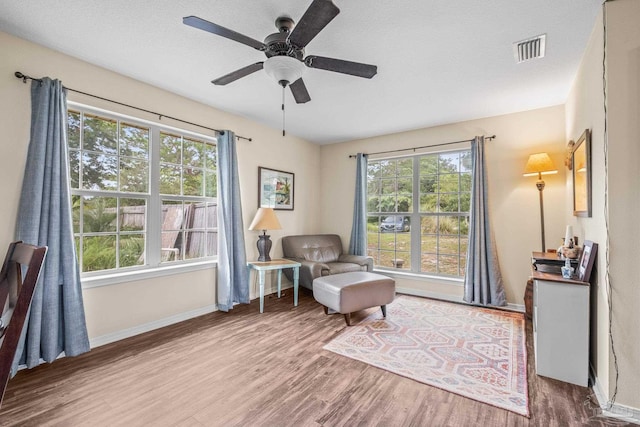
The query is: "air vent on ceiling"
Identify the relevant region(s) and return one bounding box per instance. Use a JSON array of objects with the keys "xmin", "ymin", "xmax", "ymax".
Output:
[{"xmin": 513, "ymin": 34, "xmax": 546, "ymax": 63}]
